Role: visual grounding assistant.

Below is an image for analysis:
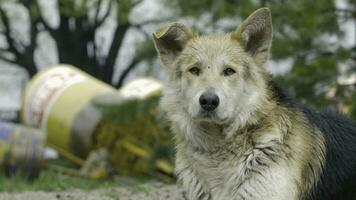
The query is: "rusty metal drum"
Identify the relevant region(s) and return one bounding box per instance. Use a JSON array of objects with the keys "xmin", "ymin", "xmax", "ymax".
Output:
[{"xmin": 0, "ymin": 122, "xmax": 45, "ymax": 178}]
